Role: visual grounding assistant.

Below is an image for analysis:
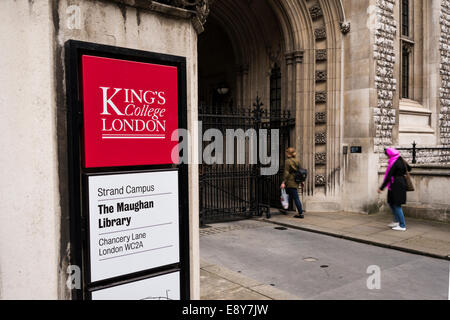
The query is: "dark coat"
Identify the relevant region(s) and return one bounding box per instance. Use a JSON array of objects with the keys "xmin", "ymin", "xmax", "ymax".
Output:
[
  {"xmin": 380, "ymin": 157, "xmax": 412, "ymax": 206},
  {"xmin": 282, "ymin": 157, "xmax": 300, "ymax": 189}
]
